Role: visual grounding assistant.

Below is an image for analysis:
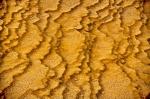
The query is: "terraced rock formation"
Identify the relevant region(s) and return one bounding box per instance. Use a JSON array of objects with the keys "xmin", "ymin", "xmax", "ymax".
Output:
[{"xmin": 0, "ymin": 0, "xmax": 150, "ymax": 99}]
